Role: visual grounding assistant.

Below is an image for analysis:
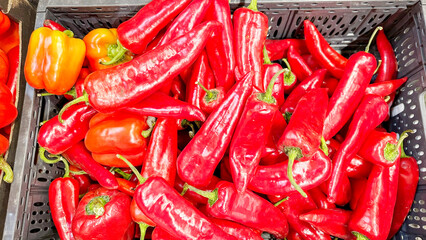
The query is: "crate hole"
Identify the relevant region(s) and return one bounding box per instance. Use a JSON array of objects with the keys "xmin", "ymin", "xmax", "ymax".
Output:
[
  {"xmin": 329, "ymin": 29, "xmax": 335, "ymax": 35},
  {"xmin": 409, "ymin": 114, "xmax": 414, "ymax": 119},
  {"xmin": 410, "ymin": 105, "xmax": 416, "ymax": 110},
  {"xmin": 296, "ymin": 17, "xmax": 302, "ymax": 26},
  {"xmin": 334, "ymin": 31, "xmax": 340, "ymax": 36},
  {"xmin": 31, "ymin": 220, "xmax": 35, "ymax": 224},
  {"xmin": 323, "ymin": 17, "xmax": 329, "ymax": 25},
  {"xmin": 350, "ymin": 15, "xmax": 358, "ymax": 24},
  {"xmin": 342, "ymin": 28, "xmax": 348, "ymax": 35},
  {"xmin": 70, "ymin": 8, "xmax": 78, "ymax": 11},
  {"xmin": 273, "ymin": 30, "xmax": 278, "ymax": 38},
  {"xmin": 332, "ymin": 15, "xmax": 337, "ymax": 20},
  {"xmin": 404, "ymin": 59, "xmax": 416, "ymax": 67},
  {"xmin": 38, "ymin": 219, "xmax": 43, "ymax": 223},
  {"xmin": 414, "ymin": 144, "xmax": 420, "ymax": 149},
  {"xmin": 34, "ymin": 202, "xmax": 44, "ymax": 207},
  {"xmin": 327, "ymin": 24, "xmax": 332, "ymax": 29},
  {"xmin": 340, "ymin": 24, "xmax": 345, "ymax": 29},
  {"xmin": 46, "ymin": 170, "xmax": 50, "ymax": 174},
  {"xmin": 30, "ymin": 228, "xmax": 41, "ymax": 233},
  {"xmin": 415, "ymin": 135, "xmax": 421, "ymax": 140},
  {"xmin": 32, "ymin": 211, "xmax": 37, "ymax": 215},
  {"xmin": 277, "ymin": 16, "xmax": 282, "ymax": 27},
  {"xmin": 359, "ymin": 27, "xmax": 367, "ymax": 35},
  {"xmin": 418, "ymin": 151, "xmax": 424, "ymax": 156},
  {"xmin": 37, "ymin": 177, "xmax": 48, "ymax": 182},
  {"xmin": 368, "ymin": 15, "xmax": 377, "ymax": 24},
  {"xmin": 336, "ymin": 17, "xmax": 343, "ymax": 25}
]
